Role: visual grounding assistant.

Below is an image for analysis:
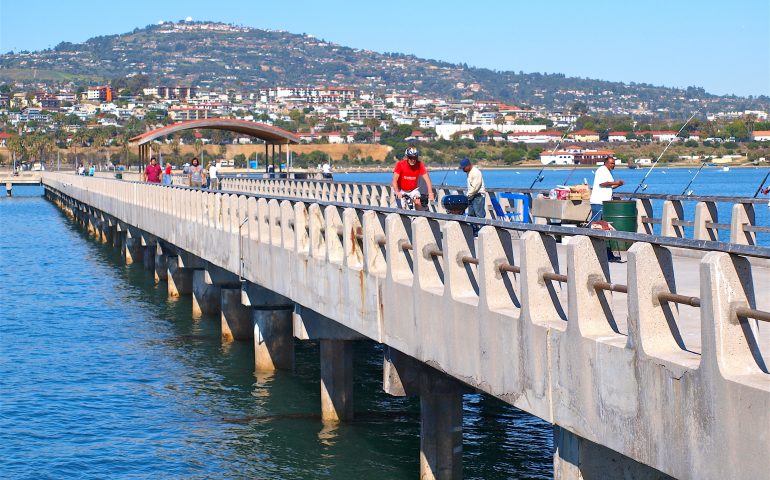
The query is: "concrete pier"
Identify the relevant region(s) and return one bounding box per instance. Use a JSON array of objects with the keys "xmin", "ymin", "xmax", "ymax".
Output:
[
  {"xmin": 384, "ymin": 347, "xmax": 465, "ymax": 480},
  {"xmin": 420, "ymin": 391, "xmax": 463, "ymax": 480},
  {"xmin": 42, "ymin": 173, "xmax": 770, "ymax": 480},
  {"xmin": 154, "ymin": 244, "xmax": 168, "ymax": 283},
  {"xmin": 167, "ymin": 256, "xmax": 193, "ymax": 297},
  {"xmin": 221, "ymin": 287, "xmax": 253, "ymax": 342},
  {"xmin": 319, "ymin": 339, "xmax": 354, "ymax": 423},
  {"xmin": 553, "ymin": 426, "xmax": 672, "ymax": 480},
  {"xmin": 295, "ymin": 305, "xmax": 365, "ymax": 423},
  {"xmin": 253, "ymin": 306, "xmax": 295, "ymax": 371},
  {"xmin": 123, "ymin": 230, "xmax": 143, "ymax": 265},
  {"xmin": 192, "ymin": 269, "xmax": 222, "ymax": 317},
  {"xmin": 243, "ymin": 282, "xmax": 294, "ymax": 371}
]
